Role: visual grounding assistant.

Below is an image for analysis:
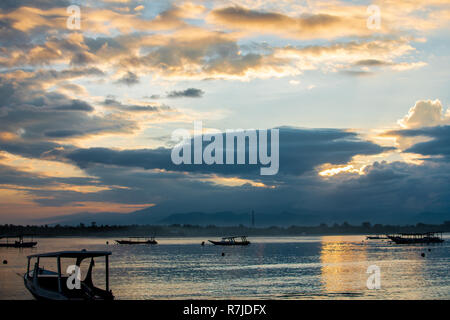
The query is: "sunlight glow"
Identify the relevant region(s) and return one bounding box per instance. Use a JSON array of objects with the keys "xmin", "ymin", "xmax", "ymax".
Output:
[{"xmin": 319, "ymin": 165, "xmax": 365, "ymax": 177}]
